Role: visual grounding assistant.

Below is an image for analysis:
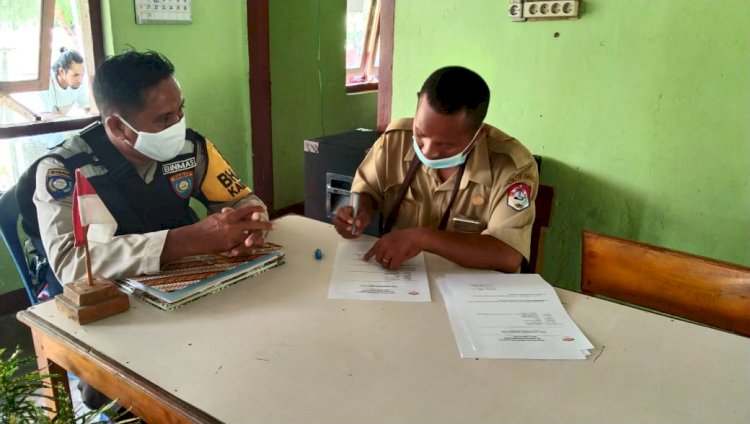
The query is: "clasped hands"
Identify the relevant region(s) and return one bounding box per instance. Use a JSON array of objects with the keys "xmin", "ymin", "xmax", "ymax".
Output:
[{"xmin": 199, "ymin": 205, "xmax": 274, "ymax": 257}]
